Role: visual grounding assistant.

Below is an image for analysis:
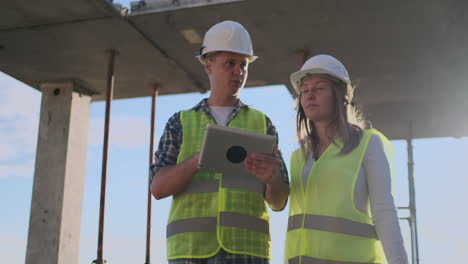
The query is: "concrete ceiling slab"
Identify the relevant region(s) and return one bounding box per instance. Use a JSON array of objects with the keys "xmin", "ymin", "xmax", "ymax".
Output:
[
  {"xmin": 2, "ymin": 0, "xmax": 468, "ymax": 139},
  {"xmin": 1, "ymin": 0, "xmax": 117, "ymax": 30},
  {"xmin": 1, "ymin": 0, "xmax": 205, "ymax": 100},
  {"xmin": 128, "ymin": 0, "xmax": 468, "ymax": 139}
]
